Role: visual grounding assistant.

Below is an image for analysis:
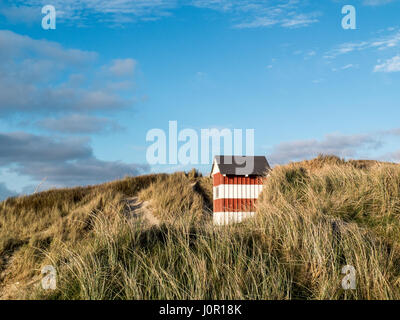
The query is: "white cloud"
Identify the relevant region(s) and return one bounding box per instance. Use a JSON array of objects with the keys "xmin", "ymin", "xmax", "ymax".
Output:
[
  {"xmin": 0, "ymin": 30, "xmax": 135, "ymax": 115},
  {"xmin": 0, "ymin": 5, "xmax": 38, "ymax": 24},
  {"xmin": 0, "ymin": 29, "xmax": 97, "ymax": 64},
  {"xmin": 267, "ymin": 127, "xmax": 400, "ymax": 165},
  {"xmin": 373, "ymin": 55, "xmax": 400, "ymax": 72},
  {"xmin": 37, "ymin": 114, "xmax": 122, "ymax": 134},
  {"xmin": 332, "ymin": 64, "xmax": 358, "ymax": 72},
  {"xmin": 268, "ymin": 133, "xmax": 382, "ymax": 165},
  {"xmin": 382, "ymin": 150, "xmax": 400, "ymax": 162},
  {"xmin": 0, "ymin": 131, "xmax": 149, "ymax": 187},
  {"xmin": 341, "ymin": 64, "xmax": 355, "ymax": 70},
  {"xmin": 108, "ymin": 58, "xmax": 137, "ymax": 77},
  {"xmin": 326, "ymin": 29, "xmax": 400, "ymax": 59},
  {"xmin": 0, "ymin": 30, "xmax": 148, "ymax": 191},
  {"xmin": 382, "ymin": 128, "xmax": 400, "ymax": 135},
  {"xmin": 0, "ymin": 182, "xmax": 17, "ymax": 201}
]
